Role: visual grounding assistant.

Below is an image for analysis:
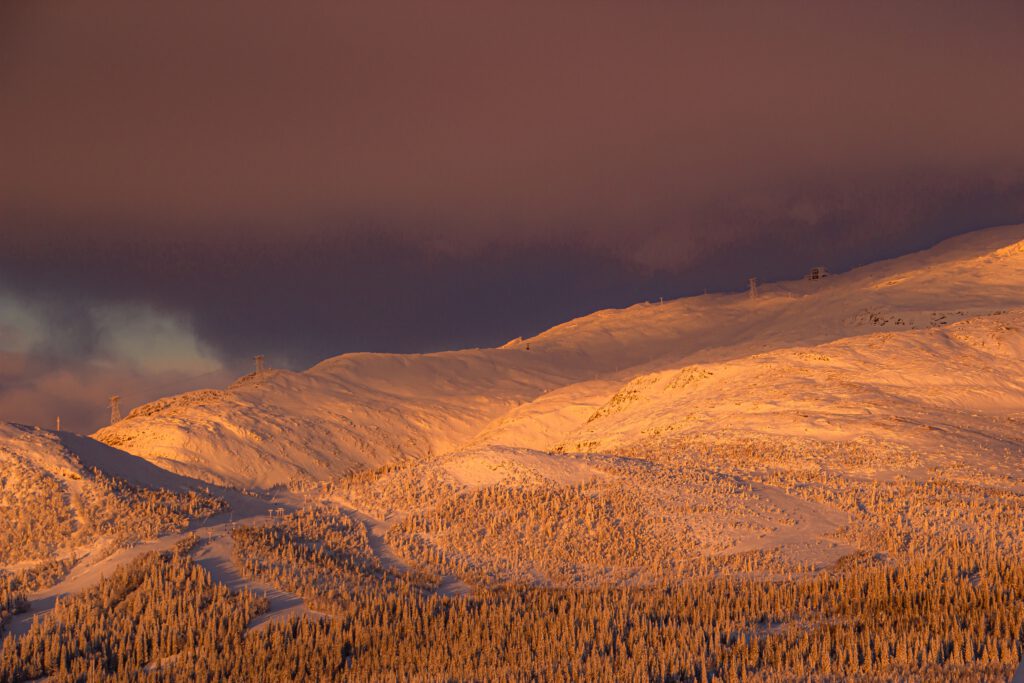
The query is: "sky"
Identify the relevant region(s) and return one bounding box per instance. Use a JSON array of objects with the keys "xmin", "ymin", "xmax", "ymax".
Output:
[{"xmin": 2, "ymin": 1, "xmax": 1024, "ymax": 432}]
